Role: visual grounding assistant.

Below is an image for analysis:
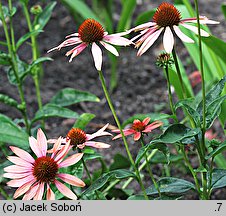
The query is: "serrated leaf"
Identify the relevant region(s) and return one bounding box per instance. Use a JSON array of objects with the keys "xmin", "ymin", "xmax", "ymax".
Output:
[
  {"xmin": 73, "ymin": 113, "xmax": 95, "ymax": 130},
  {"xmin": 0, "ymin": 114, "xmax": 29, "ymax": 150},
  {"xmin": 146, "ymin": 177, "xmax": 195, "ymax": 195},
  {"xmin": 32, "ymin": 104, "xmax": 79, "ymax": 123},
  {"xmin": 50, "ymin": 88, "xmax": 100, "ymax": 107}
]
